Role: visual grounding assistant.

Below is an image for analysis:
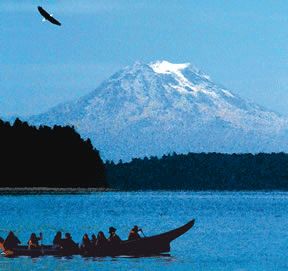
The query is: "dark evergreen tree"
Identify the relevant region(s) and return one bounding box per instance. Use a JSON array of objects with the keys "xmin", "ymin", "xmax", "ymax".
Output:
[
  {"xmin": 0, "ymin": 118, "xmax": 107, "ymax": 188},
  {"xmin": 106, "ymin": 152, "xmax": 288, "ymax": 190}
]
